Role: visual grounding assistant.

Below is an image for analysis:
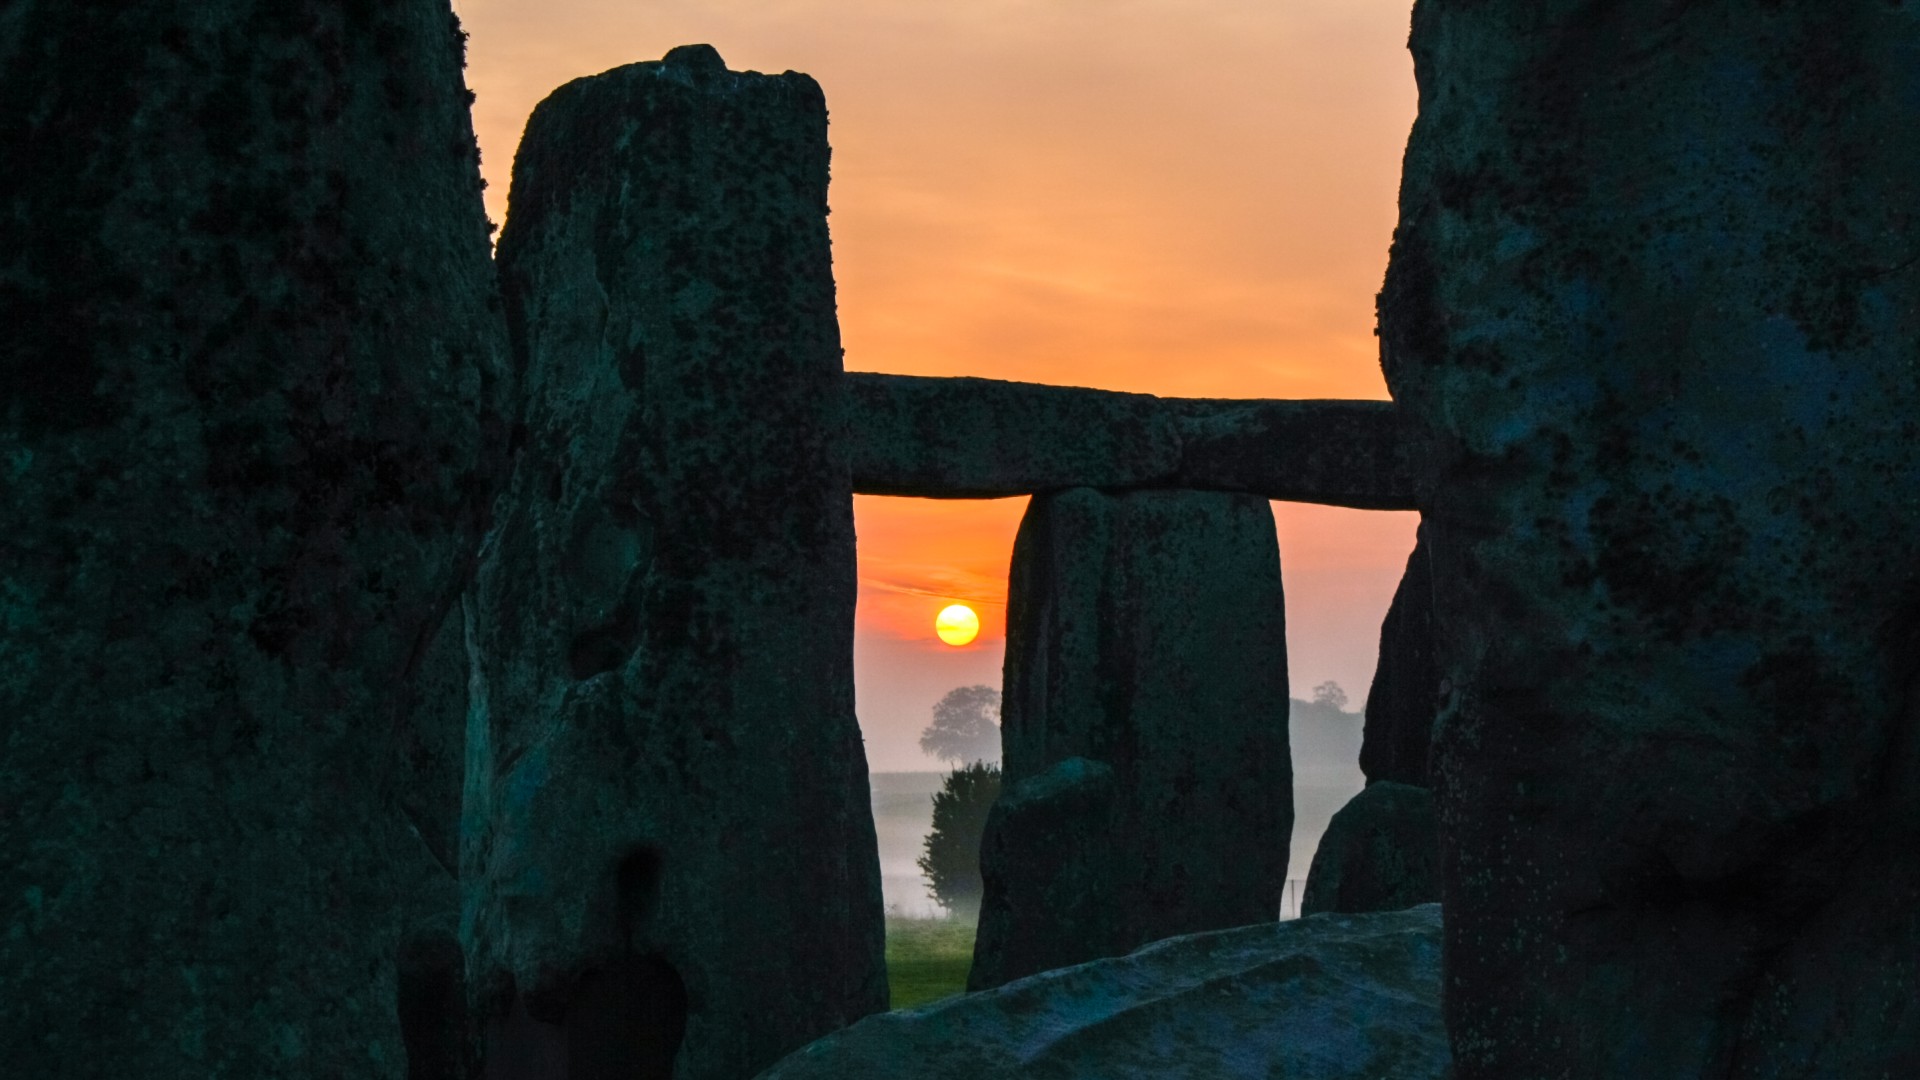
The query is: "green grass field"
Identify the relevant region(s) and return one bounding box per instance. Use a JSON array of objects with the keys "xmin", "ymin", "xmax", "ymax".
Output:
[{"xmin": 885, "ymin": 914, "xmax": 977, "ymax": 1010}]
